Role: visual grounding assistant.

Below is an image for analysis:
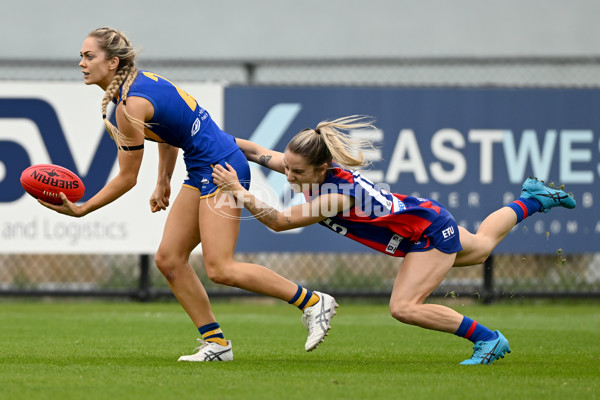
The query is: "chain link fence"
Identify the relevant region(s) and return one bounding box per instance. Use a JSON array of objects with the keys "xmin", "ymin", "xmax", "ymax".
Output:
[
  {"xmin": 1, "ymin": 57, "xmax": 599, "ymax": 300},
  {"xmin": 0, "ymin": 252, "xmax": 598, "ymax": 301},
  {"xmin": 5, "ymin": 56, "xmax": 600, "ymax": 87}
]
